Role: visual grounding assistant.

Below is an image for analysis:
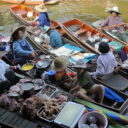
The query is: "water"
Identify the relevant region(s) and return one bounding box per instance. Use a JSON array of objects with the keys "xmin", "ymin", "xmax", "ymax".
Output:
[{"xmin": 0, "ymin": 0, "xmax": 128, "ymax": 36}]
